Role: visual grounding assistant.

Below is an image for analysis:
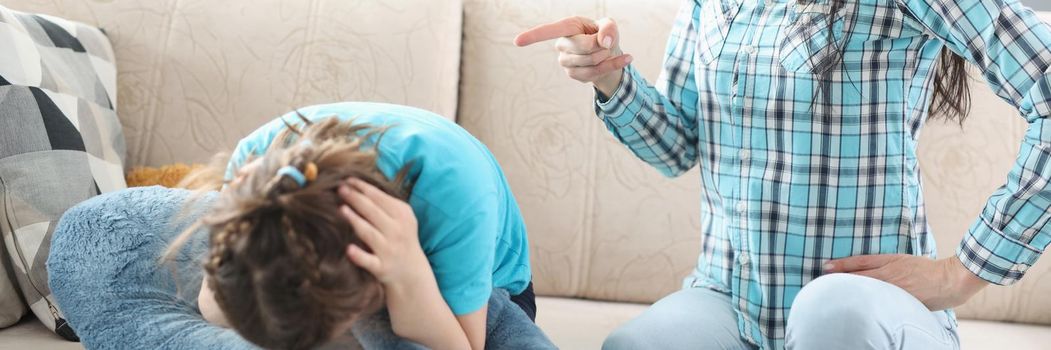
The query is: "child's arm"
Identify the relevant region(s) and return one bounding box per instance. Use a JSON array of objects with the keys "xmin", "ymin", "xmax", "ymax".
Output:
[
  {"xmin": 457, "ymin": 309, "xmax": 487, "ymax": 349},
  {"xmin": 340, "ymin": 178, "xmax": 483, "ymax": 350}
]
